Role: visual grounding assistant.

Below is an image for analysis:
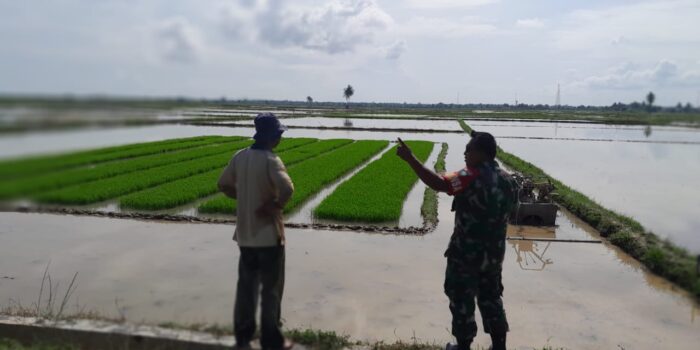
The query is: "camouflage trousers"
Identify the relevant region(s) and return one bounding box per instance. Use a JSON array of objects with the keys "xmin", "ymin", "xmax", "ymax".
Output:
[{"xmin": 444, "ymin": 233, "xmax": 509, "ymax": 342}]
